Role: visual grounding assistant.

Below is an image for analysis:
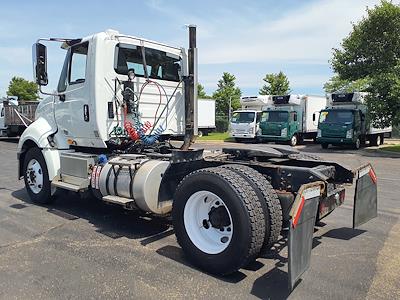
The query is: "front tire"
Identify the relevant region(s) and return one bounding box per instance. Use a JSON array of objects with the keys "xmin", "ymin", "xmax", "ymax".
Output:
[
  {"xmin": 172, "ymin": 167, "xmax": 265, "ymax": 275},
  {"xmin": 289, "ymin": 134, "xmax": 298, "ymax": 147},
  {"xmin": 23, "ymin": 147, "xmax": 54, "ymax": 204},
  {"xmin": 353, "ymin": 137, "xmax": 361, "ymax": 150},
  {"xmin": 321, "ymin": 143, "xmax": 329, "ymax": 149}
]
